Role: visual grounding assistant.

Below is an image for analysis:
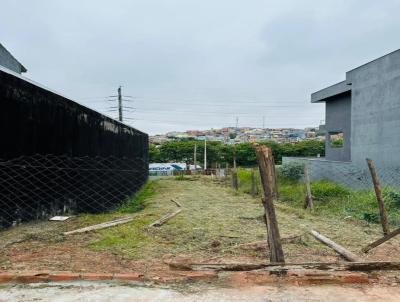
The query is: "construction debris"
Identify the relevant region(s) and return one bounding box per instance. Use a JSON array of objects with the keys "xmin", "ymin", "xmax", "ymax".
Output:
[
  {"xmin": 49, "ymin": 216, "xmax": 70, "ymax": 221},
  {"xmin": 310, "ymin": 230, "xmax": 360, "ymax": 262},
  {"xmin": 149, "ymin": 209, "xmax": 182, "ymax": 227},
  {"xmin": 63, "ymin": 217, "xmax": 134, "ymax": 235},
  {"xmin": 170, "ymin": 199, "xmax": 182, "ymax": 208}
]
